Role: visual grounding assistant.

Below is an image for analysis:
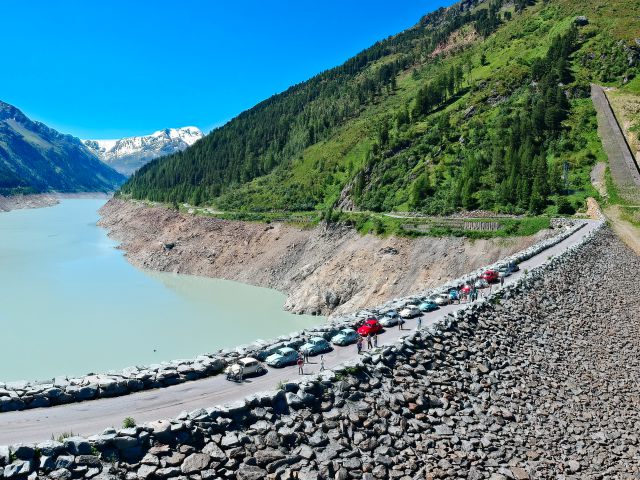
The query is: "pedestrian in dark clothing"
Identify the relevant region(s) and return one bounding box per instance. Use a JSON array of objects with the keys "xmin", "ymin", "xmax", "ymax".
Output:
[
  {"xmin": 320, "ymin": 355, "xmax": 325, "ymax": 371},
  {"xmin": 357, "ymin": 337, "xmax": 363, "ymax": 354},
  {"xmin": 500, "ymin": 276, "xmax": 504, "ymax": 287},
  {"xmin": 398, "ymin": 318, "xmax": 403, "ymax": 330},
  {"xmin": 373, "ymin": 333, "xmax": 378, "ymax": 347},
  {"xmin": 417, "ymin": 316, "xmax": 422, "ymax": 330},
  {"xmin": 366, "ymin": 335, "xmax": 372, "ymax": 349}
]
